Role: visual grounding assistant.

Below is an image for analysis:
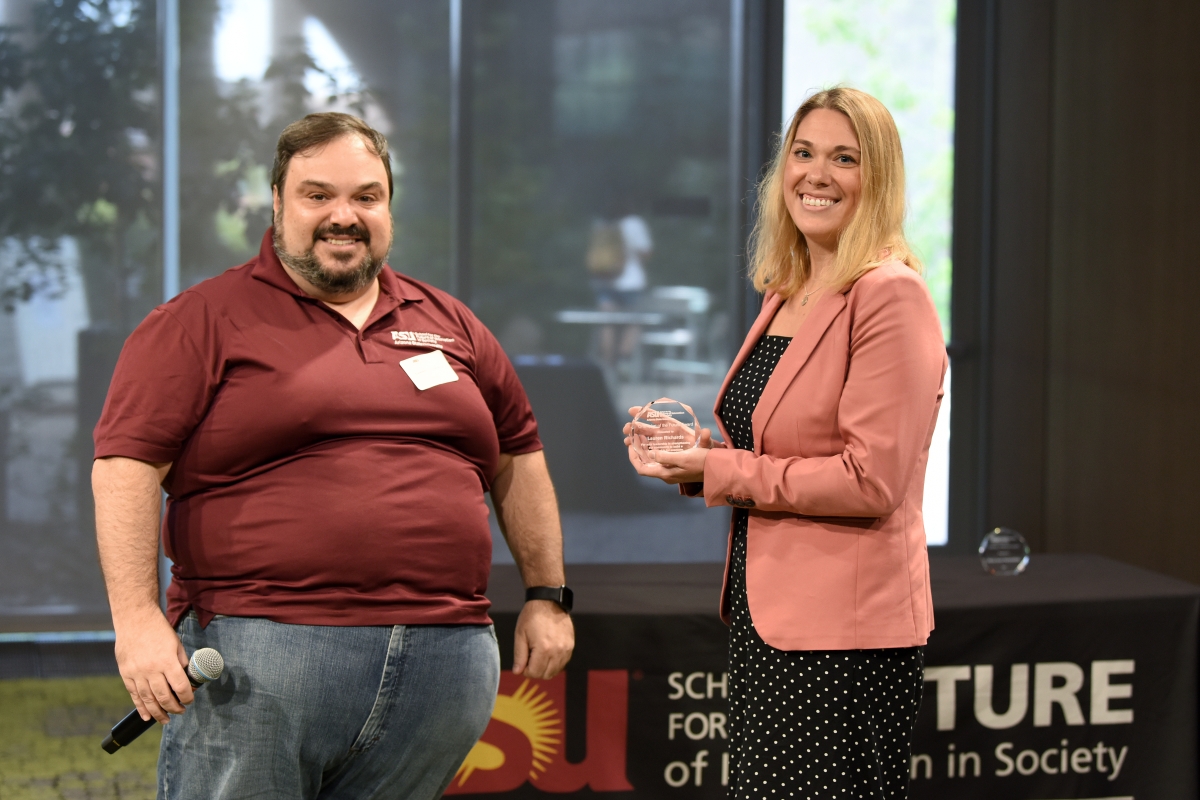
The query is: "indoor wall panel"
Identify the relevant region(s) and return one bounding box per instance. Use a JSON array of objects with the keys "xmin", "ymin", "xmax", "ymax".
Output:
[
  {"xmin": 1046, "ymin": 0, "xmax": 1200, "ymax": 581},
  {"xmin": 985, "ymin": 0, "xmax": 1053, "ymax": 551}
]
